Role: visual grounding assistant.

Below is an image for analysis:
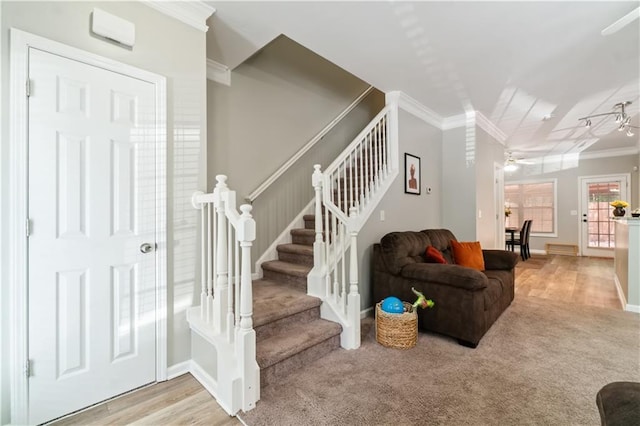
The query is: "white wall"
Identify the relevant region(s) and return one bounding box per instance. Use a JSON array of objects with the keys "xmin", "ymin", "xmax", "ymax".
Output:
[
  {"xmin": 0, "ymin": 2, "xmax": 207, "ymax": 423},
  {"xmin": 358, "ymin": 109, "xmax": 442, "ymax": 308}
]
